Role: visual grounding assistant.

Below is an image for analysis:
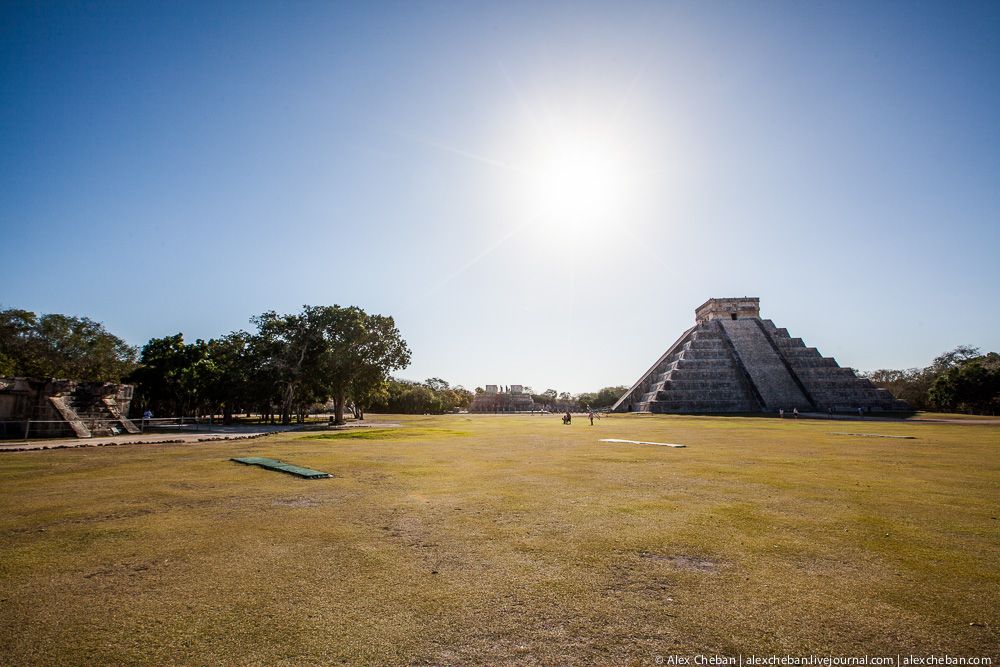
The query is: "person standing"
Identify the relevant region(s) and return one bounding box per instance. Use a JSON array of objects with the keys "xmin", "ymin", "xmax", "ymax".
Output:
[{"xmin": 588, "ymin": 409, "xmax": 595, "ymax": 426}]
